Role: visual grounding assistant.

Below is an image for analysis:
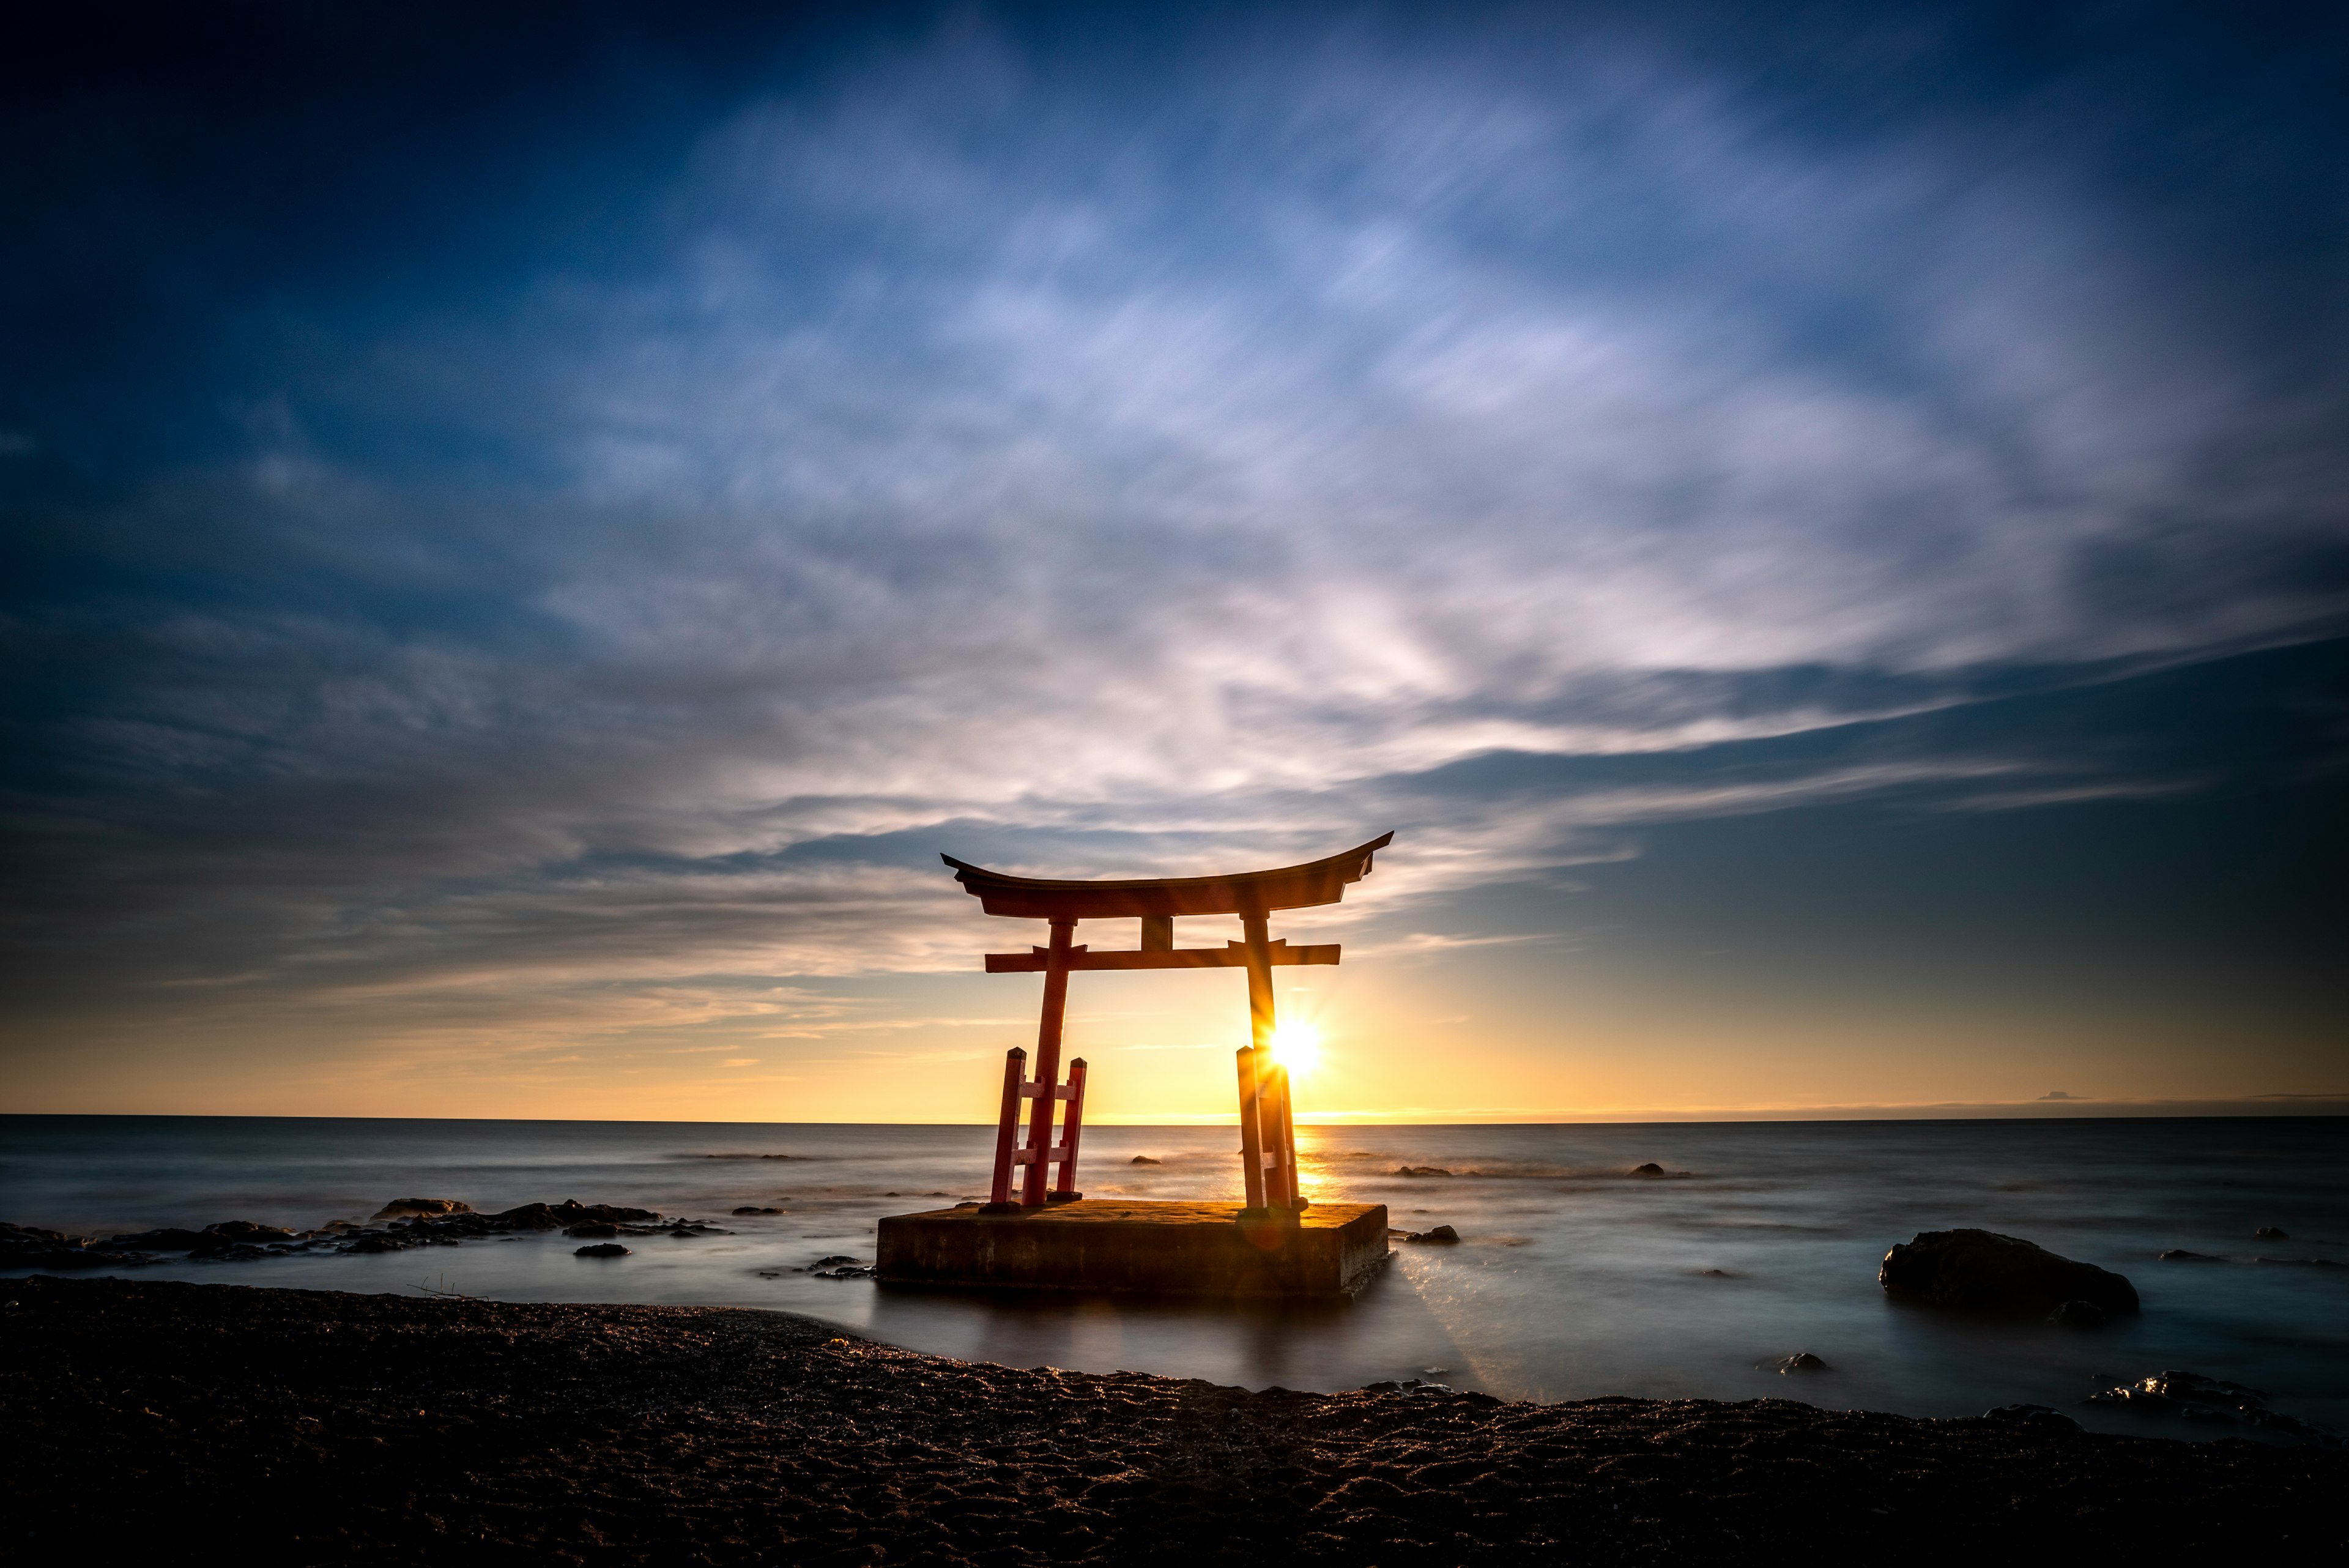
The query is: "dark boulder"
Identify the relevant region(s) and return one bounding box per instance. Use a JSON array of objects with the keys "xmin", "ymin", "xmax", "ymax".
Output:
[
  {"xmin": 1879, "ymin": 1229, "xmax": 2138, "ymax": 1315},
  {"xmin": 370, "ymin": 1198, "xmax": 475, "ymax": 1221},
  {"xmin": 1630, "ymin": 1162, "xmax": 1667, "ymax": 1176},
  {"xmin": 2159, "ymin": 1248, "xmax": 2224, "ymax": 1262},
  {"xmin": 574, "ymin": 1243, "xmax": 631, "ymax": 1258},
  {"xmin": 731, "ymin": 1206, "xmax": 782, "ymax": 1216},
  {"xmin": 104, "ymin": 1228, "xmax": 213, "ymax": 1252},
  {"xmin": 1394, "ymin": 1165, "xmax": 1452, "ymax": 1178},
  {"xmin": 1129, "ymin": 1156, "xmax": 1162, "ymax": 1165},
  {"xmin": 2049, "ymin": 1299, "xmax": 2110, "ymax": 1328},
  {"xmin": 1401, "ymin": 1225, "xmax": 1460, "ymax": 1244},
  {"xmin": 2253, "ymin": 1226, "xmax": 2288, "ymax": 1241},
  {"xmin": 1778, "ymin": 1352, "xmax": 1828, "ymax": 1373}
]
